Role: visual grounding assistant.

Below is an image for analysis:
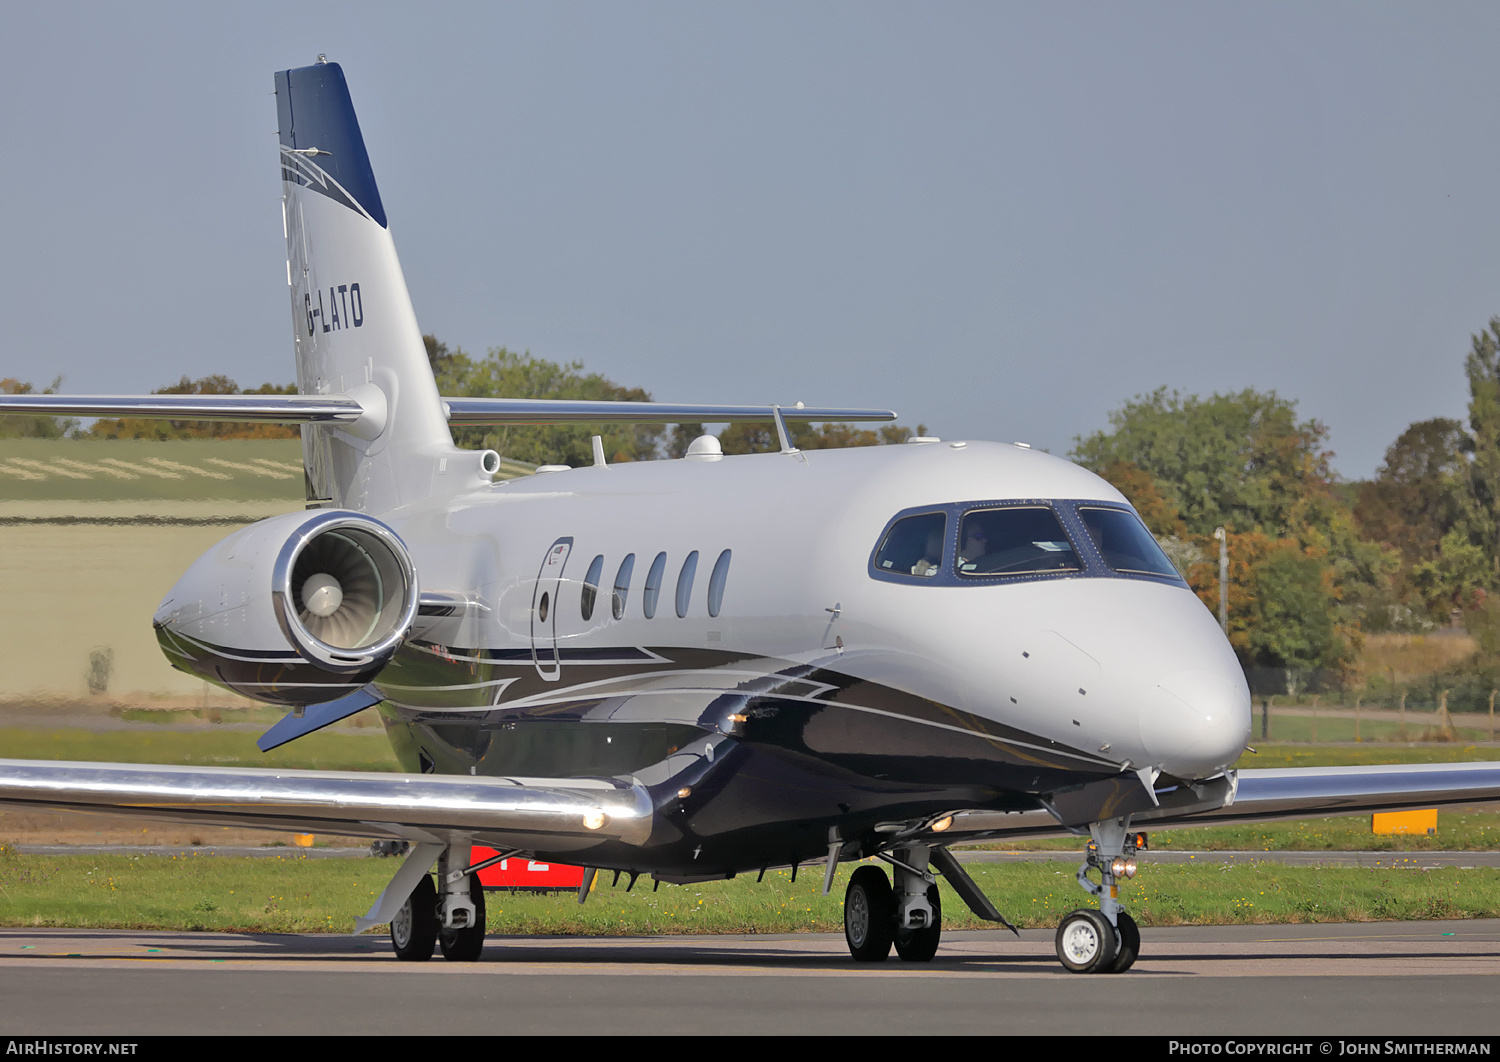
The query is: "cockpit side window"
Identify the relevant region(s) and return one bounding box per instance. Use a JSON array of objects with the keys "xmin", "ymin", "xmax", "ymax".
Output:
[
  {"xmin": 872, "ymin": 512, "xmax": 948, "ymax": 578},
  {"xmin": 956, "ymin": 507, "xmax": 1080, "ymax": 576},
  {"xmin": 1077, "ymin": 507, "xmax": 1179, "ymax": 578}
]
